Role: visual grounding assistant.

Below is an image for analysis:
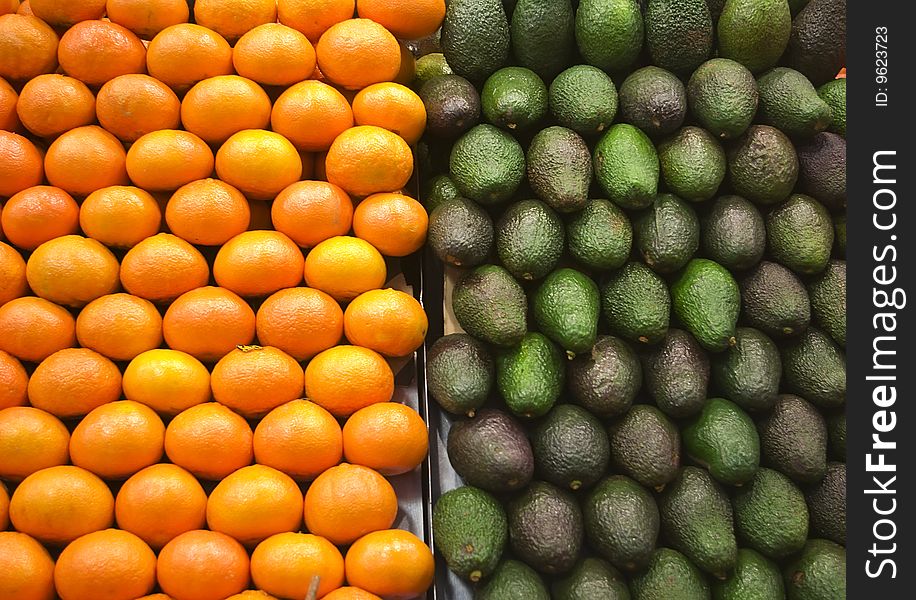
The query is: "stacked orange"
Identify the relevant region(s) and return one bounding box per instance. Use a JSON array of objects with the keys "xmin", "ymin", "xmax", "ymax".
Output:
[{"xmin": 0, "ymin": 0, "xmax": 442, "ymax": 598}]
